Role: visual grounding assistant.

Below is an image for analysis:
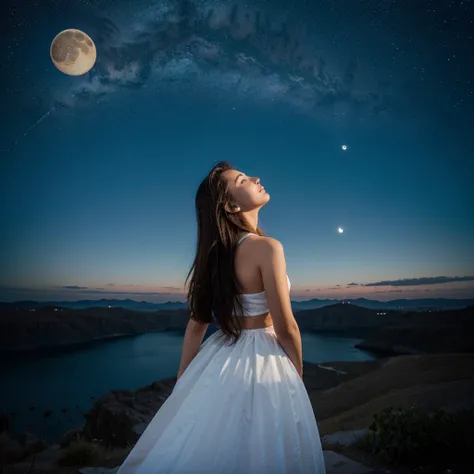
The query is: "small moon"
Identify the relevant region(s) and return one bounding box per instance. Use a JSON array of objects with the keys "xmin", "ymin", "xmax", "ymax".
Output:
[
  {"xmin": 338, "ymin": 227, "xmax": 344, "ymax": 234},
  {"xmin": 50, "ymin": 29, "xmax": 97, "ymax": 76},
  {"xmin": 342, "ymin": 145, "xmax": 347, "ymax": 151}
]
